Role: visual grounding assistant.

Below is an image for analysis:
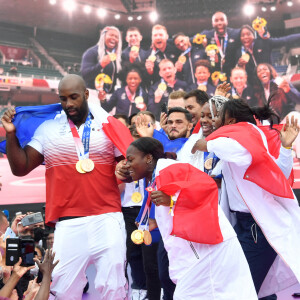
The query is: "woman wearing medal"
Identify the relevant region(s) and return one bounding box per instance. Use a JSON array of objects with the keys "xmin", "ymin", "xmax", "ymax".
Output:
[
  {"xmin": 100, "ymin": 62, "xmax": 148, "ymax": 117},
  {"xmin": 81, "ymin": 26, "xmax": 122, "ymax": 93},
  {"xmin": 116, "ymin": 137, "xmax": 258, "ymax": 299}
]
